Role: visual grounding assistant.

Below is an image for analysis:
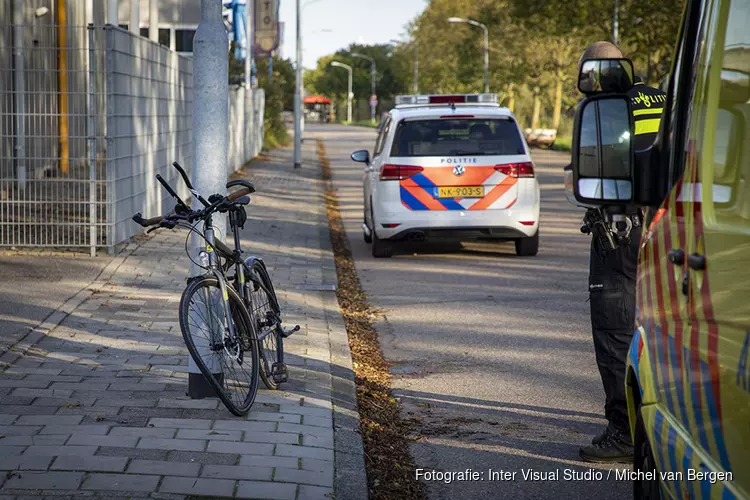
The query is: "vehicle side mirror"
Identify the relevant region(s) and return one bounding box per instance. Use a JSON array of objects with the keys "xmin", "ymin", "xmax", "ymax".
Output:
[
  {"xmin": 566, "ymin": 95, "xmax": 634, "ymax": 206},
  {"xmin": 578, "ymin": 58, "xmax": 635, "ymax": 94},
  {"xmin": 351, "ymin": 149, "xmax": 370, "ymax": 165}
]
